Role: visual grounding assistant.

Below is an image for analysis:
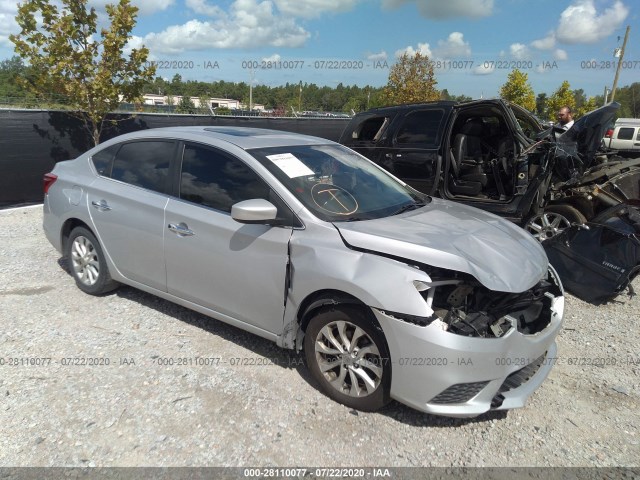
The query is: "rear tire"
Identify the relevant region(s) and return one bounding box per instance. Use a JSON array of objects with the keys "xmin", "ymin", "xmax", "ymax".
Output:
[
  {"xmin": 525, "ymin": 204, "xmax": 587, "ymax": 242},
  {"xmin": 66, "ymin": 227, "xmax": 118, "ymax": 295},
  {"xmin": 304, "ymin": 306, "xmax": 391, "ymax": 411}
]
